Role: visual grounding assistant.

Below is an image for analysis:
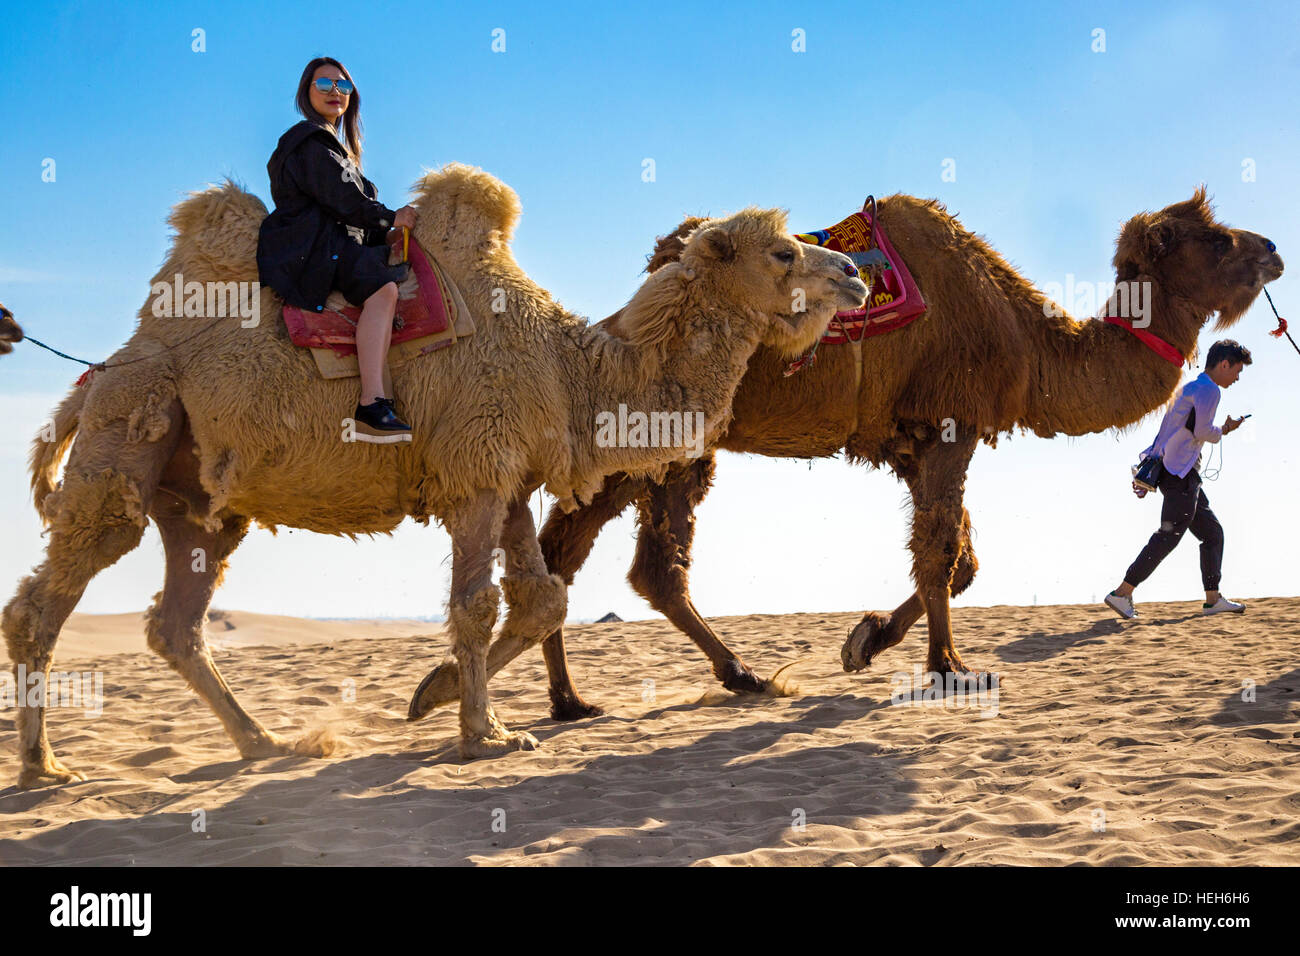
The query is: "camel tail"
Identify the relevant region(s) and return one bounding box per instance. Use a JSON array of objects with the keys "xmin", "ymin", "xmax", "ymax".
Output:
[{"xmin": 30, "ymin": 386, "xmax": 85, "ymax": 524}]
